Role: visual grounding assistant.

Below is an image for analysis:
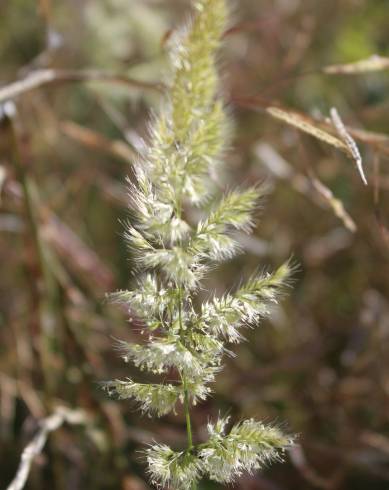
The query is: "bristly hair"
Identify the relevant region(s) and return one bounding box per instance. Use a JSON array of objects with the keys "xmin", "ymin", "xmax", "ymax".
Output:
[{"xmin": 104, "ymin": 0, "xmax": 295, "ymax": 488}]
